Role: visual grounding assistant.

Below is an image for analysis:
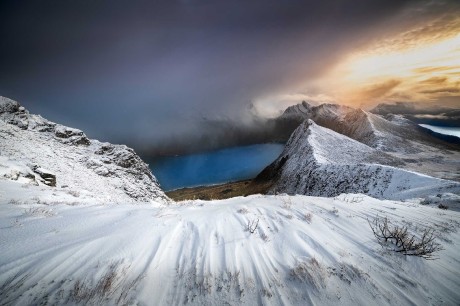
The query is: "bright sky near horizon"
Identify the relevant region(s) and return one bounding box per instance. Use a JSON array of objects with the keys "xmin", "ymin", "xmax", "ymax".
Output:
[{"xmin": 1, "ymin": 0, "xmax": 459, "ymax": 148}]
